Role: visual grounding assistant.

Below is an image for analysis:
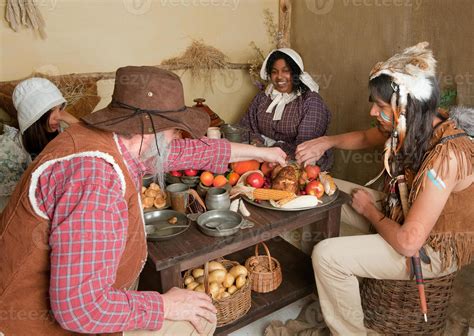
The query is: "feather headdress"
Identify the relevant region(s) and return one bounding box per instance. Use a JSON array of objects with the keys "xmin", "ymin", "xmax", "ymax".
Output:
[{"xmin": 366, "ymin": 42, "xmax": 437, "ymax": 185}]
